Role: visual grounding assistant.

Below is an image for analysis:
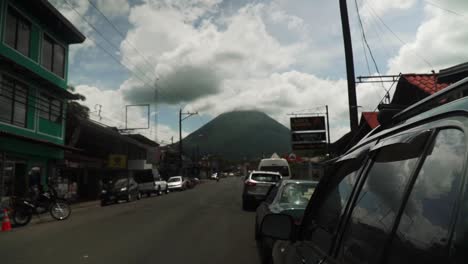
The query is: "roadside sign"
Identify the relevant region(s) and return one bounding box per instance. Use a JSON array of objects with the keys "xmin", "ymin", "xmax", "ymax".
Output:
[
  {"xmin": 291, "ymin": 131, "xmax": 326, "ymax": 143},
  {"xmin": 108, "ymin": 154, "xmax": 127, "ymax": 169},
  {"xmin": 292, "ymin": 142, "xmax": 327, "ymax": 151},
  {"xmin": 290, "ymin": 116, "xmax": 326, "ymax": 131}
]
